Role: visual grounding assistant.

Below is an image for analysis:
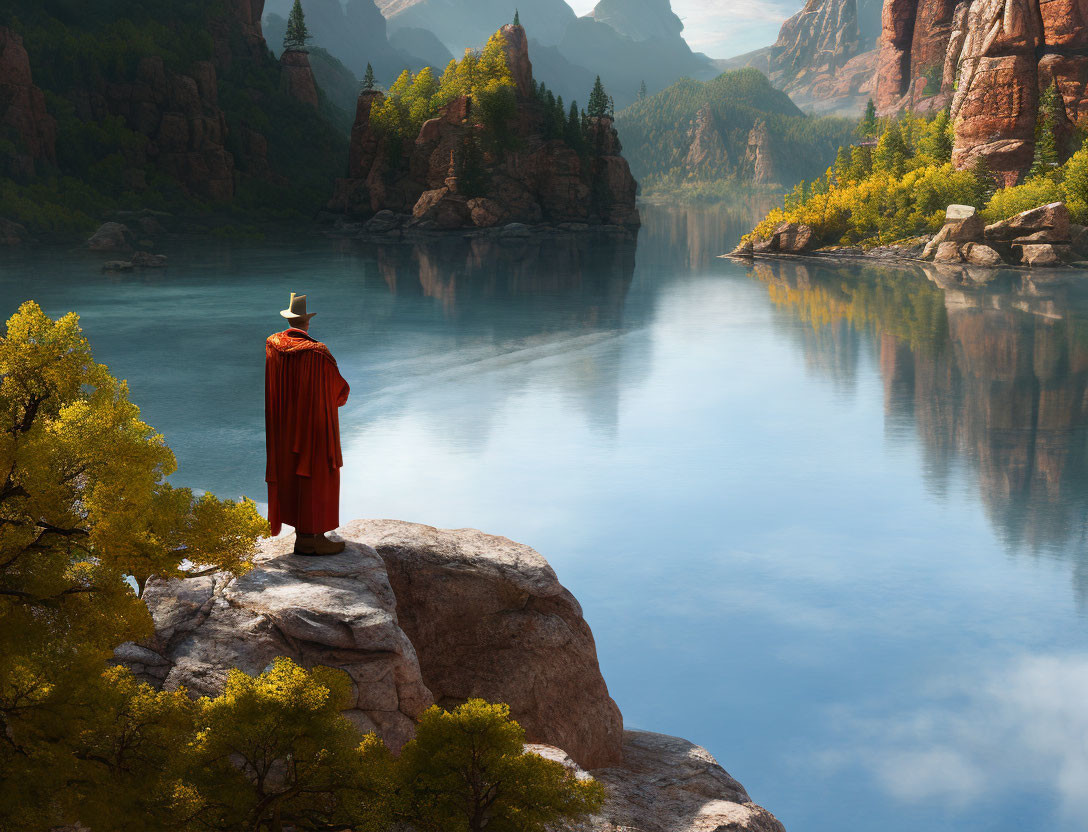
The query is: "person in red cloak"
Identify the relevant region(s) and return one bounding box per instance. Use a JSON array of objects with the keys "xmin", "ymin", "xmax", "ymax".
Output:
[{"xmin": 265, "ymin": 292, "xmax": 350, "ymax": 556}]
